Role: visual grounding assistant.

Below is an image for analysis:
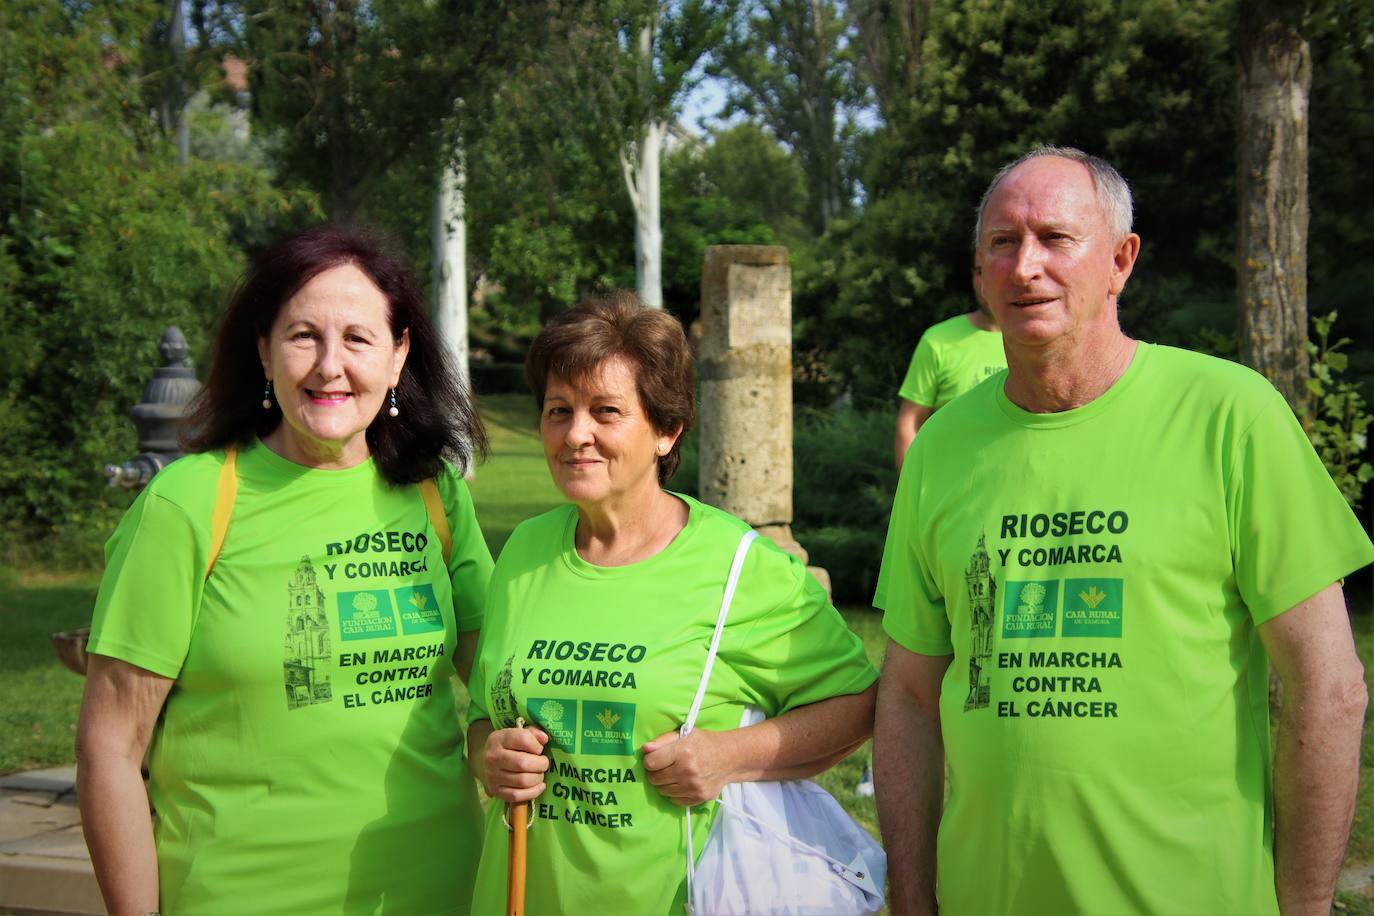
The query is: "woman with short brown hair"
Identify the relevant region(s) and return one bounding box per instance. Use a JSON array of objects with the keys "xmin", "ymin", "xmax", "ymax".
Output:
[{"xmin": 465, "ymin": 292, "xmax": 878, "ymax": 914}]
